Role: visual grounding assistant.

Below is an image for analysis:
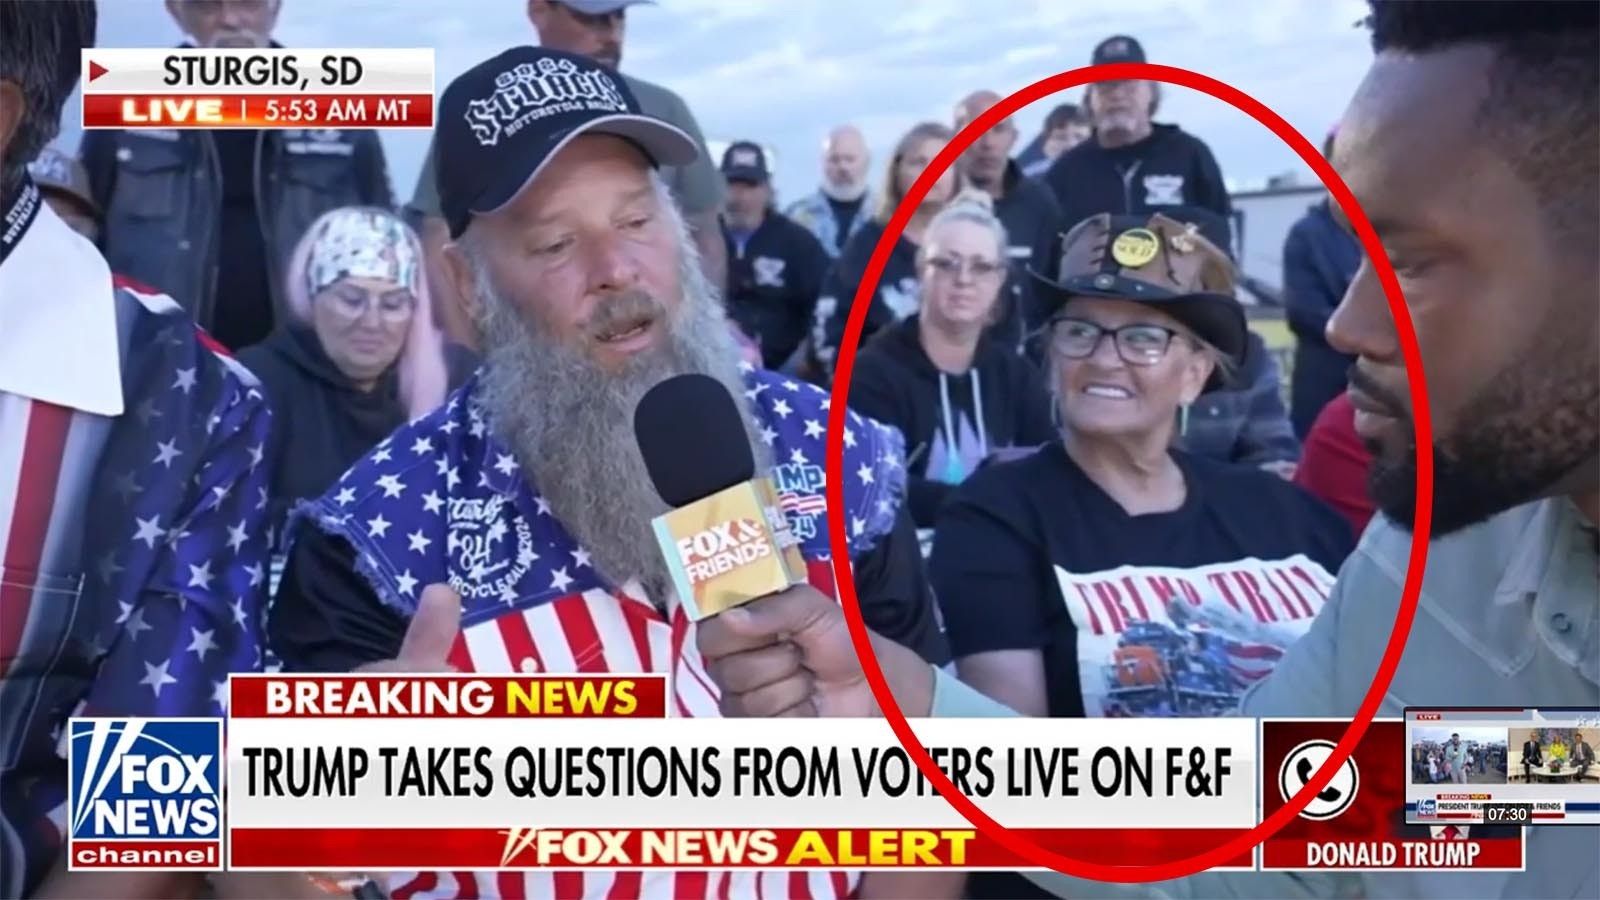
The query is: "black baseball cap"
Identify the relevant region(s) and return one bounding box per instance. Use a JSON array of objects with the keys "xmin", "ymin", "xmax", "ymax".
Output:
[
  {"xmin": 1092, "ymin": 35, "xmax": 1146, "ymax": 65},
  {"xmin": 720, "ymin": 141, "xmax": 770, "ymax": 184},
  {"xmin": 435, "ymin": 45, "xmax": 698, "ymax": 238}
]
